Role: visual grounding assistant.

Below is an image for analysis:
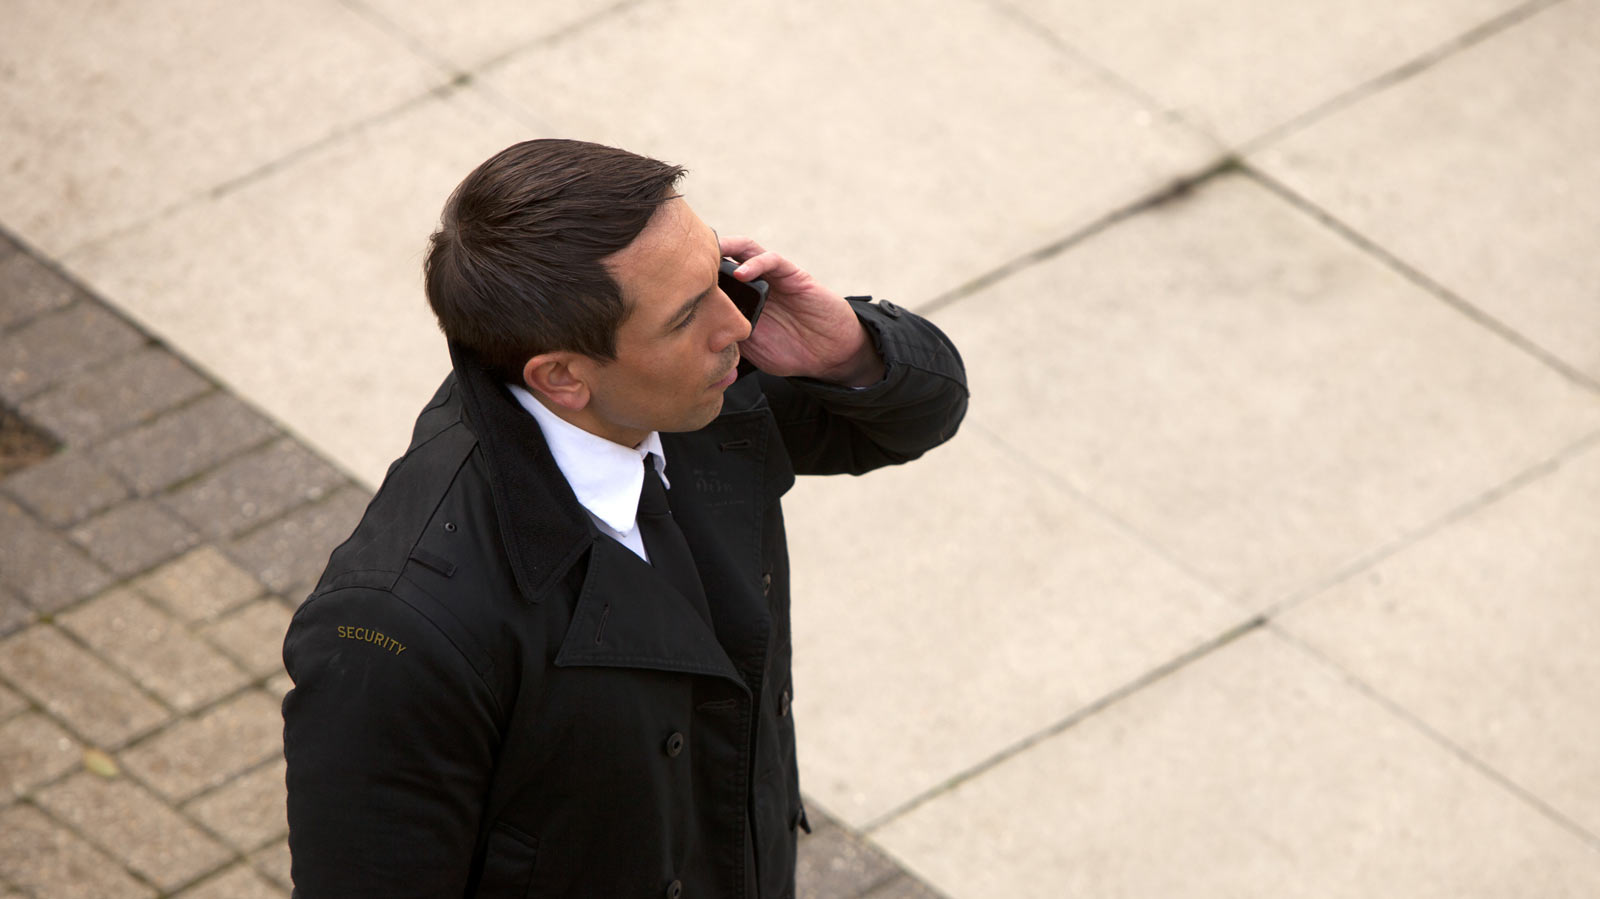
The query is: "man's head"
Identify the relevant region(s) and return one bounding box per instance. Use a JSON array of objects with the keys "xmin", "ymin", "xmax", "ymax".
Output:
[{"xmin": 425, "ymin": 139, "xmax": 751, "ymax": 447}]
